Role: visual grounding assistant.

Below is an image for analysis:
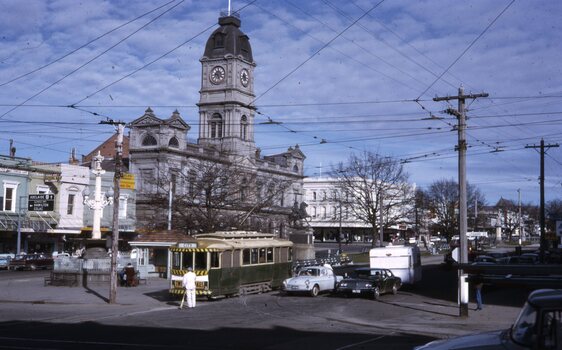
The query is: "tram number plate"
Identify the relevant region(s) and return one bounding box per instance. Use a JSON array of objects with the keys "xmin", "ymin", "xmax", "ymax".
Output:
[
  {"xmin": 196, "ymin": 281, "xmax": 205, "ymax": 288},
  {"xmin": 352, "ymin": 290, "xmax": 361, "ymax": 294}
]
